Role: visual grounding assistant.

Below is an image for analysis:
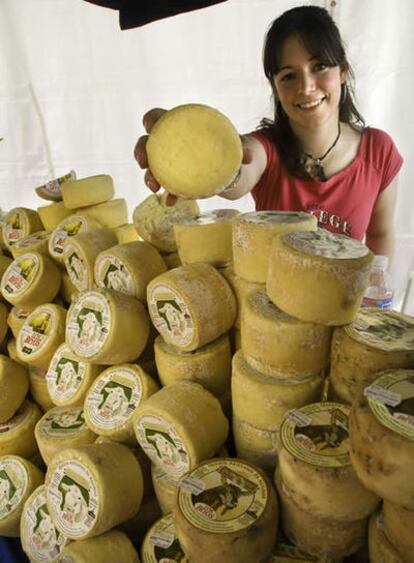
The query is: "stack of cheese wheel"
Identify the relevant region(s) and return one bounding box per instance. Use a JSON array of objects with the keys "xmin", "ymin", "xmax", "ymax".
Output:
[
  {"xmin": 349, "ymin": 369, "xmax": 414, "ymax": 561},
  {"xmin": 1, "ymin": 208, "xmax": 44, "ymax": 252},
  {"xmin": 276, "ymin": 402, "xmax": 380, "ymax": 560}
]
